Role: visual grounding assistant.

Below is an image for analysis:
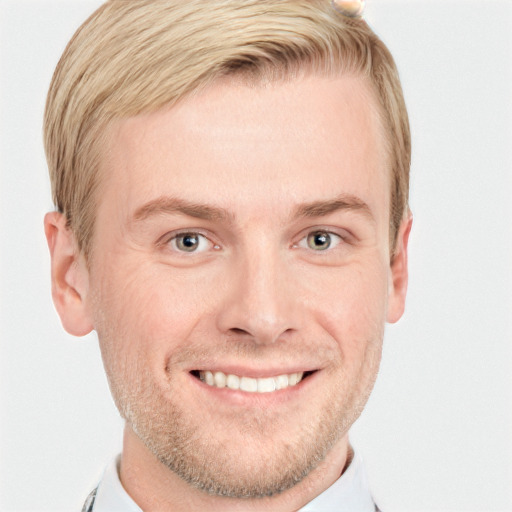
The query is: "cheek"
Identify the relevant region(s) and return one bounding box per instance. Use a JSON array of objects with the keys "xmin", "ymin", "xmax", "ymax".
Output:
[
  {"xmin": 91, "ymin": 260, "xmax": 218, "ymax": 354},
  {"xmin": 345, "ymin": 263, "xmax": 389, "ymax": 326},
  {"xmin": 302, "ymin": 258, "xmax": 389, "ymax": 354}
]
